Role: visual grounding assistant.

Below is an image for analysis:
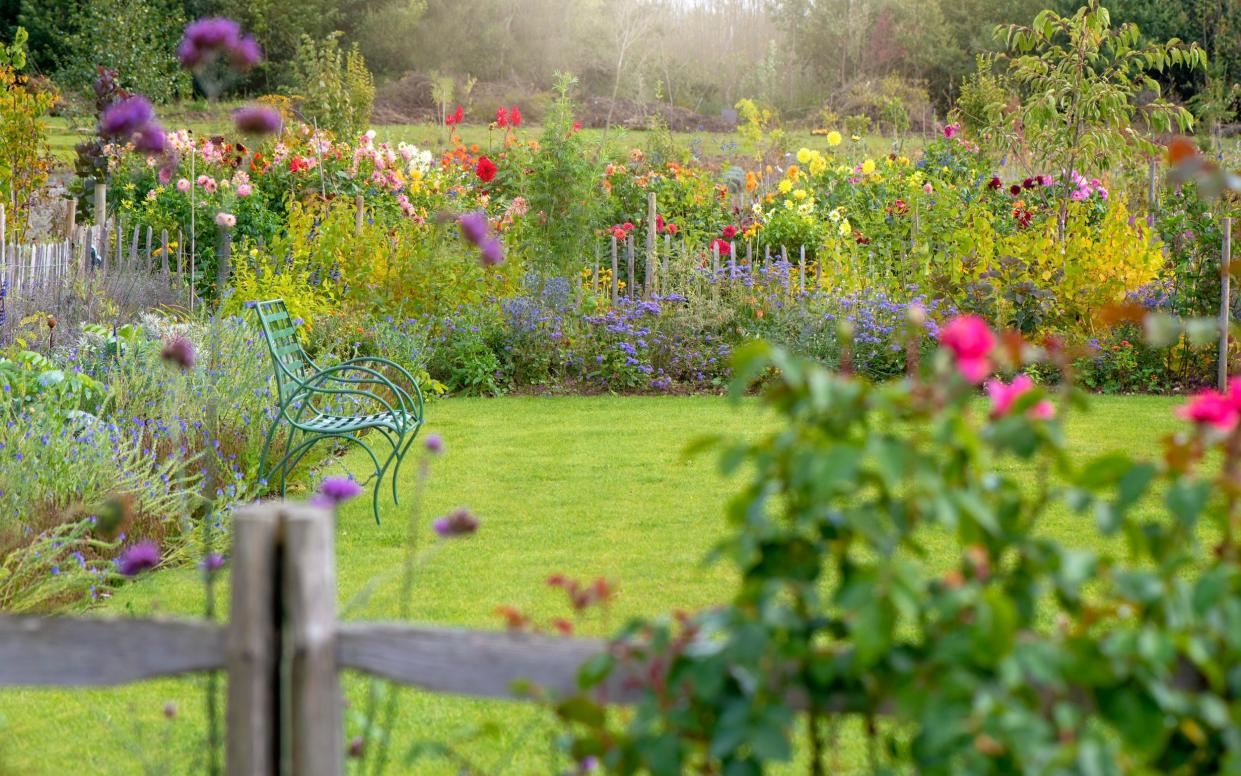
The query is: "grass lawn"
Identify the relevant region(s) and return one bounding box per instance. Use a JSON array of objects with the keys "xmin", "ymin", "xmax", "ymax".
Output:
[{"xmin": 0, "ymin": 394, "xmax": 1181, "ymax": 774}]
